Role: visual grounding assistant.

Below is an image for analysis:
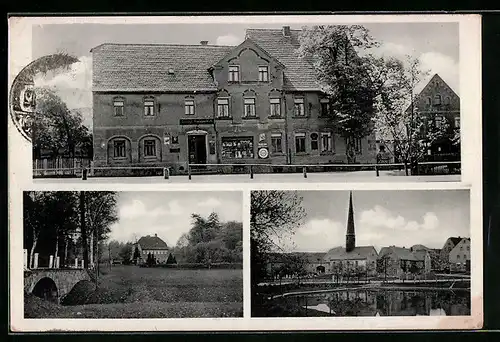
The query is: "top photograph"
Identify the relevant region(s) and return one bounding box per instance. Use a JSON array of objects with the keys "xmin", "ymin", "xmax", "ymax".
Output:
[{"xmin": 13, "ymin": 19, "xmax": 464, "ymax": 184}]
